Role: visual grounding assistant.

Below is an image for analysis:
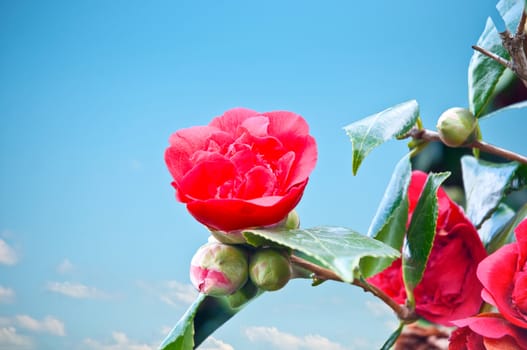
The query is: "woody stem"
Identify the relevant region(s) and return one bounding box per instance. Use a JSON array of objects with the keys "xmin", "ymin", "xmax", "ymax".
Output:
[{"xmin": 290, "ymin": 255, "xmax": 418, "ymax": 323}]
